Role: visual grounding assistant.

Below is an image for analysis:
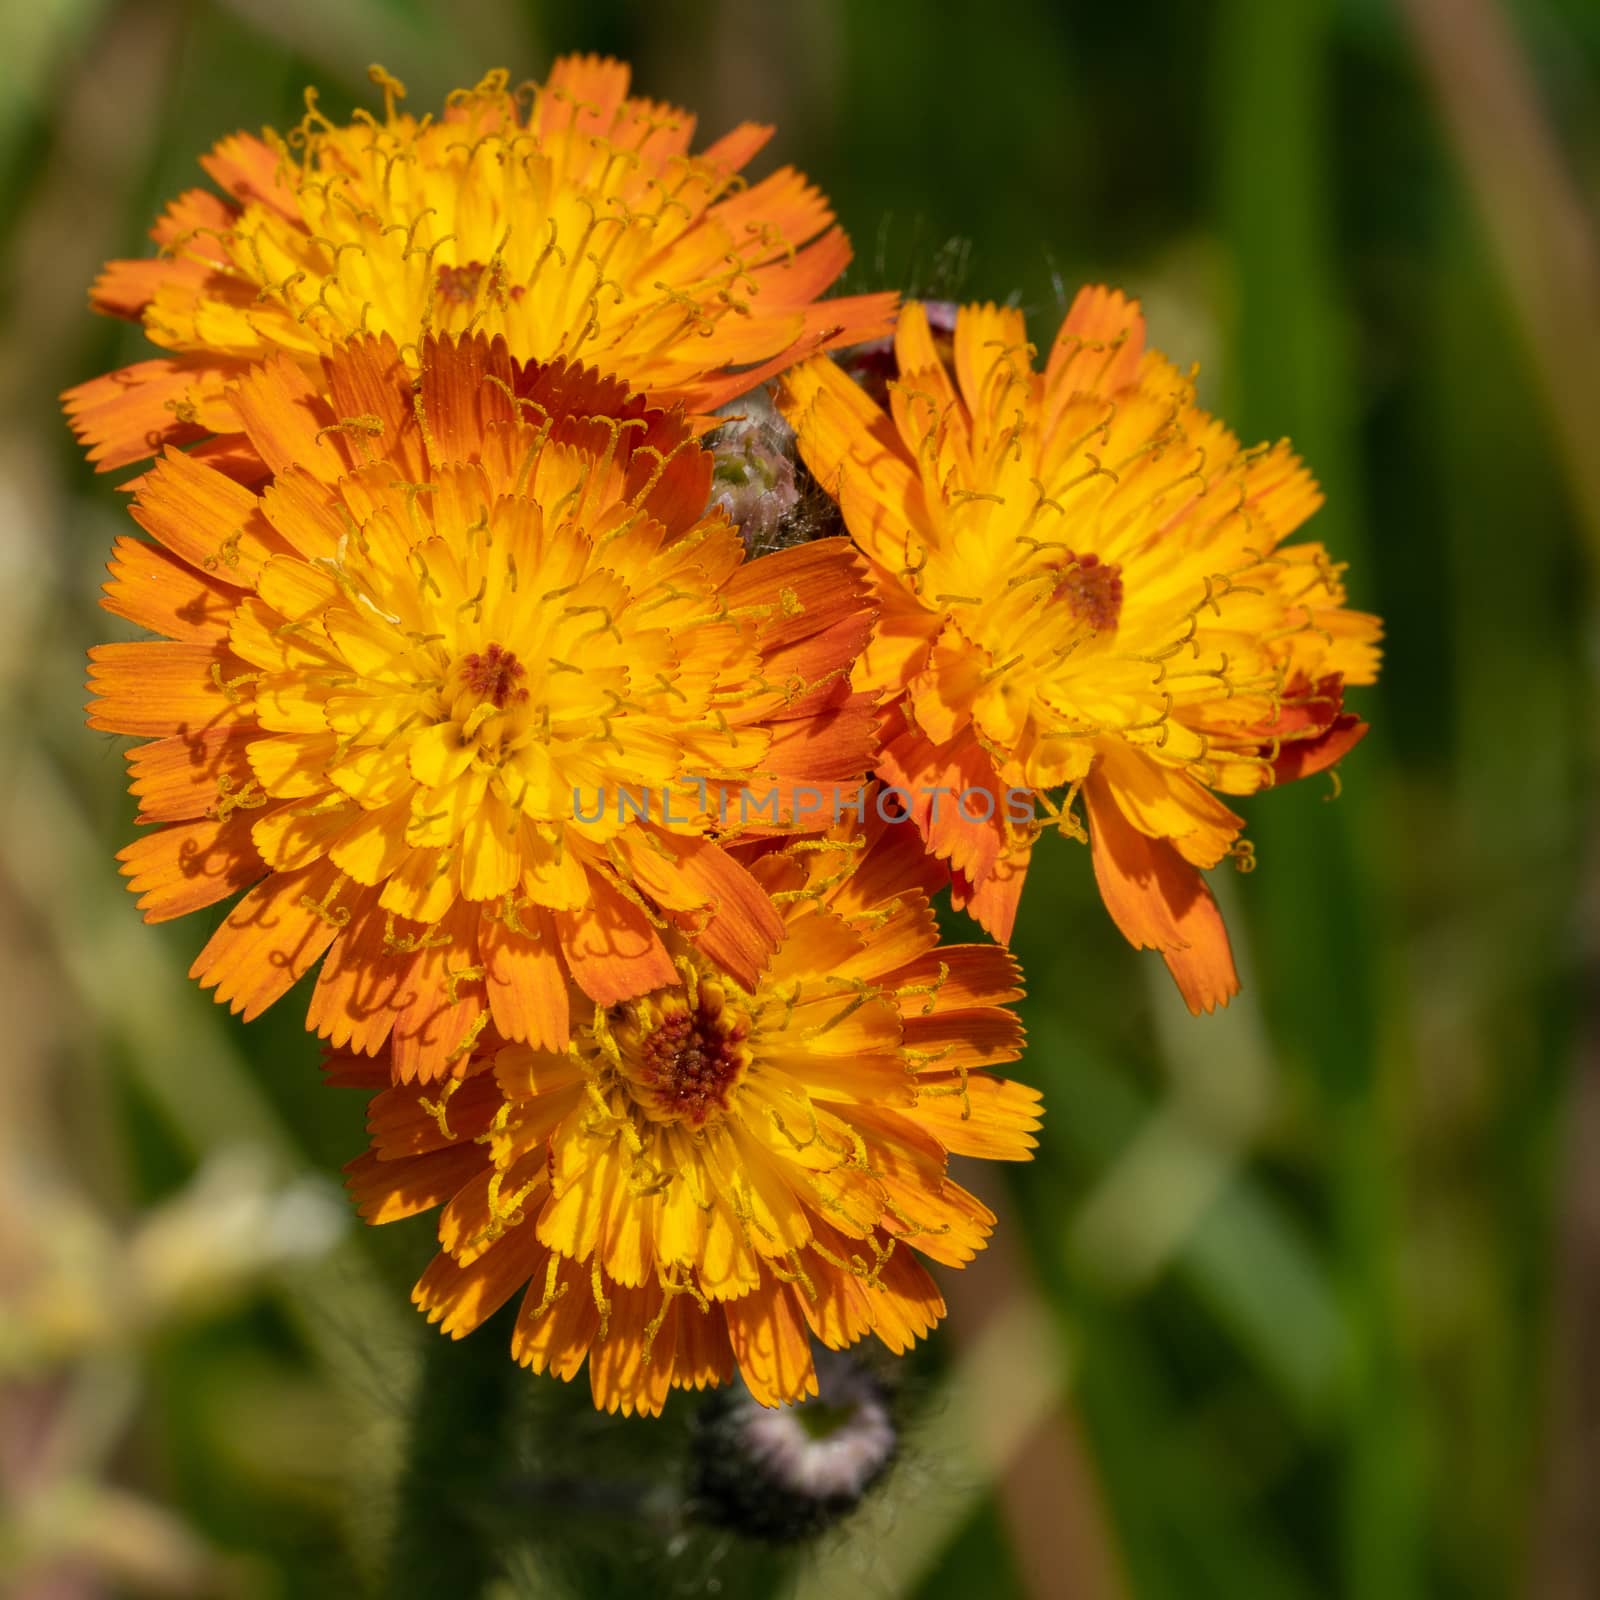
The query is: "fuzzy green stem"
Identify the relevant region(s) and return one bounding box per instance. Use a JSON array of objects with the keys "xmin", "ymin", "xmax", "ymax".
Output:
[{"xmin": 385, "ymin": 1319, "xmax": 519, "ymax": 1600}]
